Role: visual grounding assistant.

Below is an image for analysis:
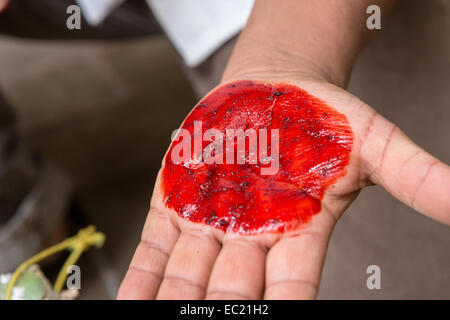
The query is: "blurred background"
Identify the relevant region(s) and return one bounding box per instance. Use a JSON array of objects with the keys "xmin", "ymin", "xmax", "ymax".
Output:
[{"xmin": 0, "ymin": 0, "xmax": 448, "ymax": 299}]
